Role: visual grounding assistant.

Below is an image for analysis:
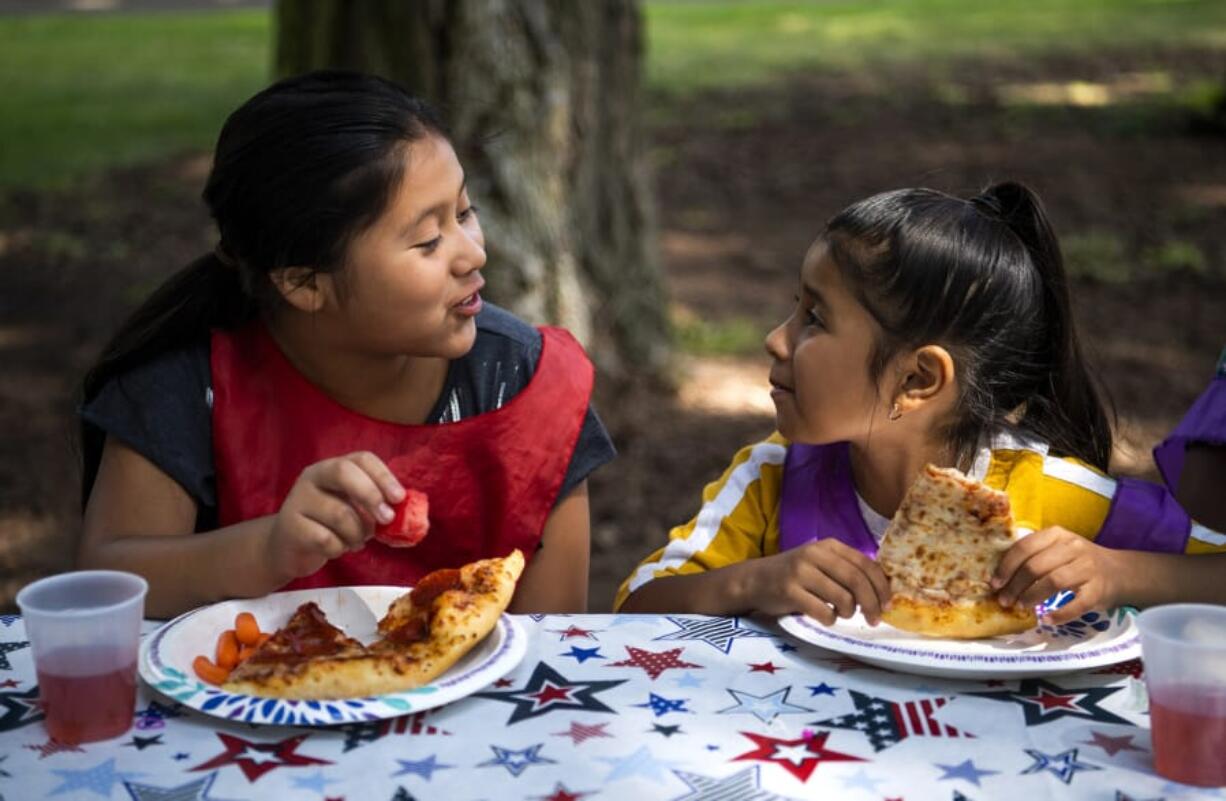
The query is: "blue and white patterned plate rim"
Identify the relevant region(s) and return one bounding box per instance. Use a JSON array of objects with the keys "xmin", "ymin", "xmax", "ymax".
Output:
[
  {"xmin": 138, "ymin": 585, "xmax": 526, "ymax": 726},
  {"xmin": 779, "ymin": 608, "xmax": 1140, "ymax": 671}
]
